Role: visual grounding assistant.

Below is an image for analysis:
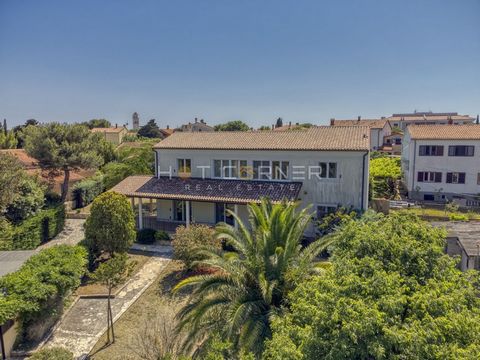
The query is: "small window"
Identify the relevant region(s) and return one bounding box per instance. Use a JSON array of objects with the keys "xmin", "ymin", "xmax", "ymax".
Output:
[
  {"xmin": 178, "ymin": 159, "xmax": 191, "ymax": 175},
  {"xmin": 419, "ymin": 145, "xmax": 444, "ymax": 156},
  {"xmin": 272, "ymin": 161, "xmax": 289, "ymax": 180},
  {"xmin": 319, "ymin": 162, "xmax": 337, "ymax": 179},
  {"xmin": 424, "ymin": 194, "xmax": 435, "ymax": 201},
  {"xmin": 317, "ymin": 205, "xmax": 337, "ymax": 219},
  {"xmin": 477, "ymin": 173, "xmax": 480, "ymax": 185},
  {"xmin": 417, "ymin": 172, "xmax": 442, "ymax": 183},
  {"xmin": 446, "ymin": 172, "xmax": 466, "ymax": 184},
  {"xmin": 253, "ymin": 160, "xmax": 271, "ymax": 179},
  {"xmin": 448, "ymin": 145, "xmax": 474, "ymax": 157}
]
